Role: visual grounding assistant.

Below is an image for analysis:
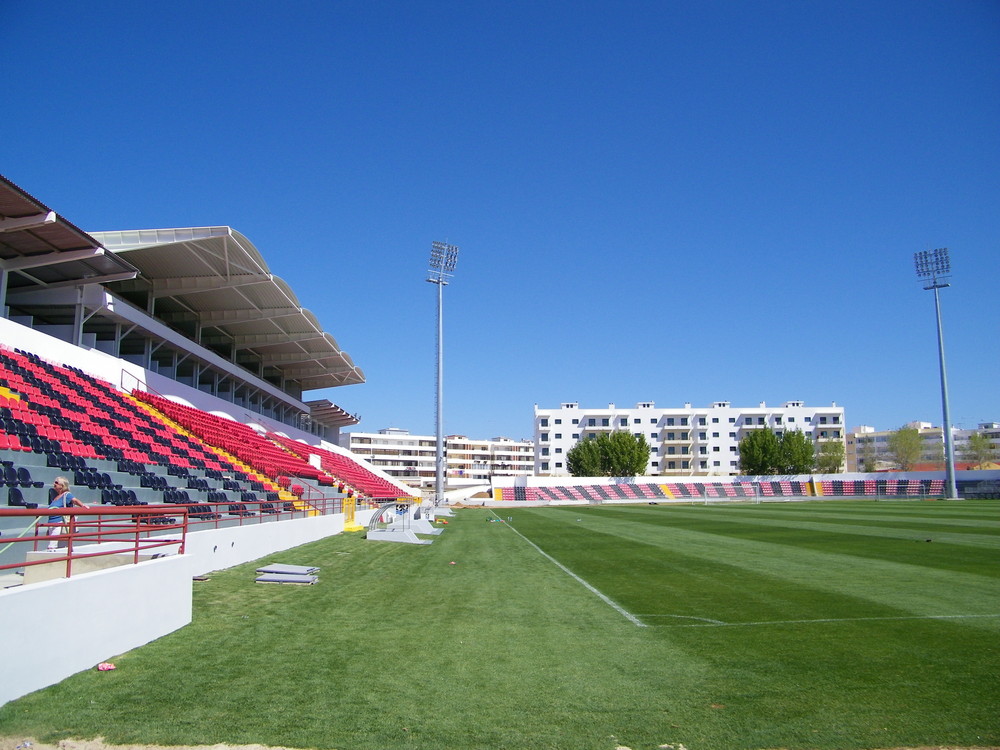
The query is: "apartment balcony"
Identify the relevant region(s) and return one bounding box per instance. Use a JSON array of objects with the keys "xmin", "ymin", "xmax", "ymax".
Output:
[{"xmin": 659, "ymin": 430, "xmax": 693, "ymax": 443}]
